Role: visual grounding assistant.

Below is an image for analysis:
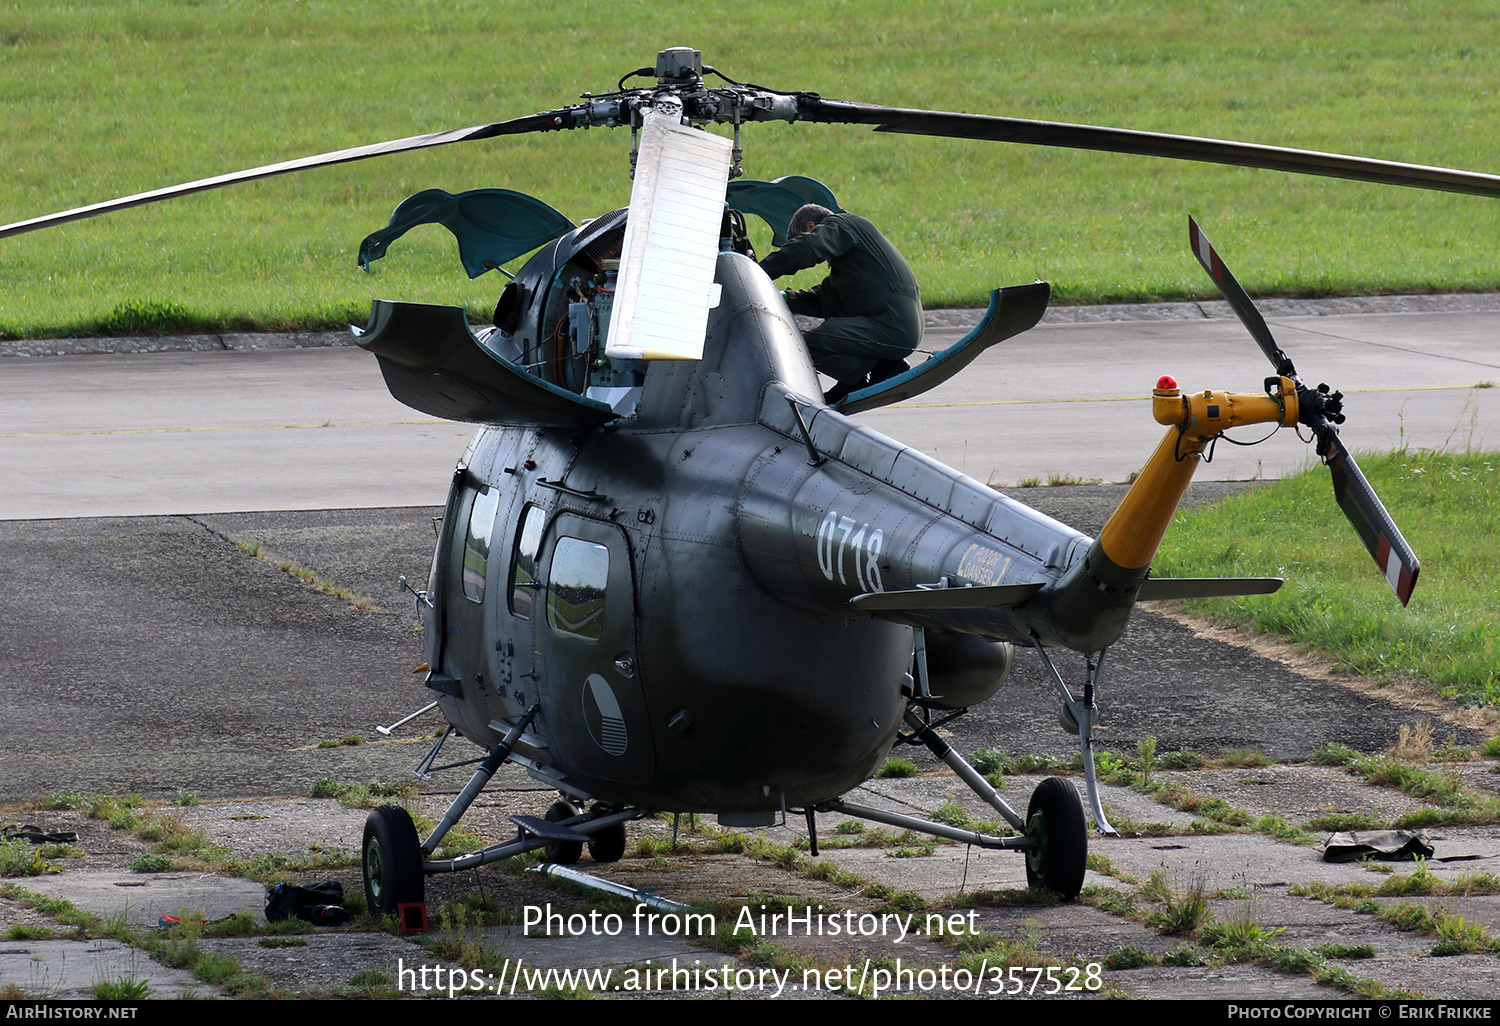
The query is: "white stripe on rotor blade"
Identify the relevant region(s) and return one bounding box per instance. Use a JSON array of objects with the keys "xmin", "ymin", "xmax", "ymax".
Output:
[
  {"xmin": 1384, "ymin": 545, "xmax": 1403, "ymax": 592},
  {"xmin": 1194, "ymin": 231, "xmax": 1214, "ymax": 271}
]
